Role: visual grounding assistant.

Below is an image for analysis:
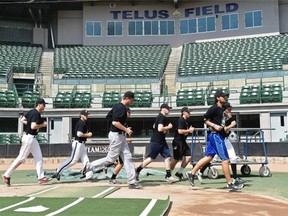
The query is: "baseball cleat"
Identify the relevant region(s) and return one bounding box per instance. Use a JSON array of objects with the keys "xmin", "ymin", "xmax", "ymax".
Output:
[
  {"xmin": 185, "ymin": 172, "xmax": 195, "ymax": 187},
  {"xmin": 38, "ymin": 177, "xmax": 51, "ymax": 184},
  {"xmin": 175, "ymin": 172, "xmax": 184, "ymax": 180},
  {"xmin": 85, "ymin": 170, "xmax": 93, "ymax": 180},
  {"xmin": 128, "ymin": 182, "xmax": 143, "ymax": 189},
  {"xmin": 2, "ymin": 175, "xmax": 11, "ymax": 187},
  {"xmin": 51, "ymin": 170, "xmax": 60, "ymax": 181}
]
